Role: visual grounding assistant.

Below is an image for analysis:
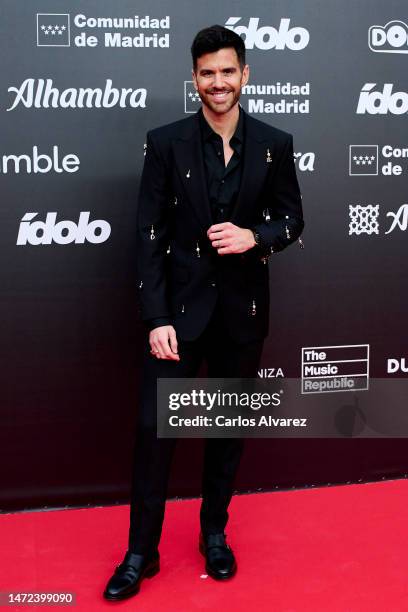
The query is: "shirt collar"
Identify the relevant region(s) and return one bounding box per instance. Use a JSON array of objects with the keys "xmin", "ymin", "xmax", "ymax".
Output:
[{"xmin": 199, "ymin": 104, "xmax": 244, "ymax": 145}]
